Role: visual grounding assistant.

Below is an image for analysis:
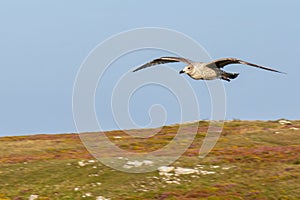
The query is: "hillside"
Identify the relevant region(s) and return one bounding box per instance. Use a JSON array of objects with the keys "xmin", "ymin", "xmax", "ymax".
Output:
[{"xmin": 0, "ymin": 120, "xmax": 300, "ymax": 200}]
